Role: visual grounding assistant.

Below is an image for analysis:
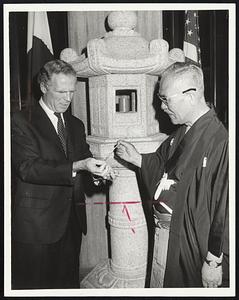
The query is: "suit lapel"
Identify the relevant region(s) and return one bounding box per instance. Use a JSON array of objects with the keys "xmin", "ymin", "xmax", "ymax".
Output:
[
  {"xmin": 31, "ymin": 104, "xmax": 67, "ymax": 157},
  {"xmin": 63, "ymin": 111, "xmax": 74, "ymax": 160},
  {"xmin": 165, "ymin": 109, "xmax": 216, "ymax": 180}
]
